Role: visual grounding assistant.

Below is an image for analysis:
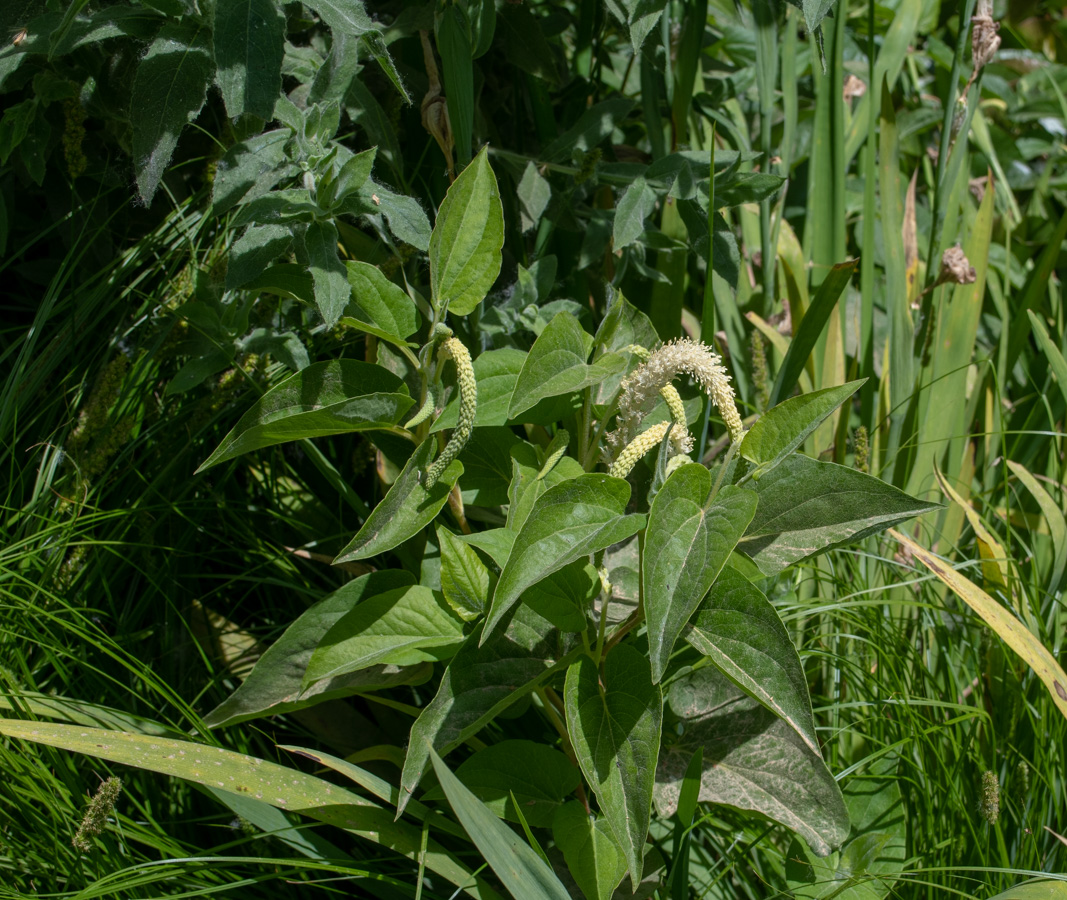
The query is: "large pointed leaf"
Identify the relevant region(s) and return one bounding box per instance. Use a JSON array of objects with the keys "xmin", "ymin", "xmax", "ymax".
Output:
[
  {"xmin": 204, "ymin": 570, "xmax": 428, "ymax": 728},
  {"xmin": 0, "ymin": 719, "xmax": 493, "ymax": 896},
  {"xmin": 738, "ymin": 455, "xmax": 939, "ymax": 576},
  {"xmin": 398, "ymin": 607, "xmax": 576, "ymax": 814},
  {"xmin": 213, "ymin": 0, "xmax": 284, "ymax": 120},
  {"xmin": 197, "ymin": 361, "xmax": 412, "ymax": 471},
  {"xmin": 484, "ymin": 474, "xmax": 644, "ymax": 642},
  {"xmin": 685, "ymin": 565, "xmax": 819, "ymax": 755},
  {"xmin": 212, "ymin": 129, "xmax": 293, "ymax": 213},
  {"xmin": 552, "ymin": 802, "xmax": 628, "ymax": 900},
  {"xmin": 305, "ymin": 585, "xmax": 465, "ymax": 685},
  {"xmin": 613, "ymin": 176, "xmax": 658, "ymax": 250},
  {"xmin": 131, "ymin": 20, "xmax": 213, "ymax": 203},
  {"xmin": 430, "ymin": 748, "xmax": 572, "ymax": 900},
  {"xmin": 438, "ymin": 525, "xmax": 491, "ymax": 621},
  {"xmin": 655, "ymin": 666, "xmax": 849, "ymax": 857},
  {"xmin": 302, "ymin": 0, "xmax": 375, "ymax": 37},
  {"xmin": 334, "ymin": 438, "xmax": 462, "ymax": 563},
  {"xmin": 429, "ymin": 145, "xmax": 504, "ymax": 316},
  {"xmin": 565, "ymin": 645, "xmax": 662, "ymax": 888},
  {"xmin": 305, "ymin": 219, "xmax": 351, "ymax": 326},
  {"xmin": 740, "ymin": 380, "xmax": 865, "ymax": 474},
  {"xmin": 509, "ymin": 313, "xmax": 627, "ymax": 419},
  {"xmin": 345, "ymin": 260, "xmax": 419, "ymax": 339},
  {"xmin": 644, "ymin": 466, "xmax": 758, "ymax": 683}
]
